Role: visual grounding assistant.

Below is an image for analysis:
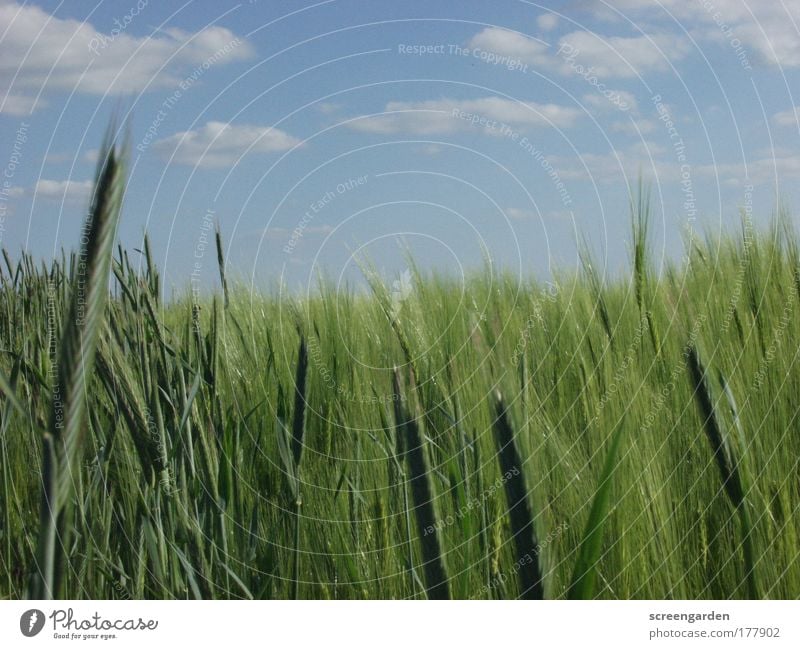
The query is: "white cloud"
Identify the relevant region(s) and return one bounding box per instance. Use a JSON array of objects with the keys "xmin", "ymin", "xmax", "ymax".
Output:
[
  {"xmin": 772, "ymin": 107, "xmax": 799, "ymax": 127},
  {"xmin": 557, "ymin": 30, "xmax": 690, "ymax": 78},
  {"xmin": 610, "ymin": 118, "xmax": 657, "ymax": 135},
  {"xmin": 505, "ymin": 207, "xmax": 538, "ymax": 220},
  {"xmin": 316, "ymin": 102, "xmax": 342, "ymax": 114},
  {"xmin": 468, "ymin": 27, "xmax": 550, "ymax": 66},
  {"xmin": 263, "ymin": 227, "xmax": 289, "ymax": 240},
  {"xmin": 419, "ymin": 144, "xmax": 443, "ymax": 155},
  {"xmin": 43, "ymin": 149, "xmax": 100, "ymax": 164},
  {"xmin": 43, "ymin": 152, "xmax": 70, "ymax": 164},
  {"xmin": 594, "ymin": 1, "xmax": 800, "ymax": 68},
  {"xmin": 348, "ymin": 97, "xmax": 582, "ymax": 134},
  {"xmin": 0, "ymin": 1, "xmax": 253, "ymax": 114},
  {"xmin": 153, "ymin": 121, "xmax": 302, "ymax": 168},
  {"xmin": 305, "ymin": 225, "xmax": 334, "ymax": 235},
  {"xmin": 537, "ymin": 13, "xmax": 560, "ymax": 32},
  {"xmin": 551, "ymin": 140, "xmax": 800, "ymax": 188},
  {"xmin": 582, "ymin": 90, "xmax": 638, "ymax": 112},
  {"xmin": 1, "ymin": 93, "xmax": 44, "ymax": 116},
  {"xmin": 551, "ymin": 141, "xmax": 671, "ymax": 183},
  {"xmin": 696, "ymin": 155, "xmax": 800, "ymax": 185},
  {"xmin": 33, "ymin": 179, "xmax": 94, "ymax": 202},
  {"xmin": 466, "ymin": 25, "xmax": 690, "ymax": 79}
]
